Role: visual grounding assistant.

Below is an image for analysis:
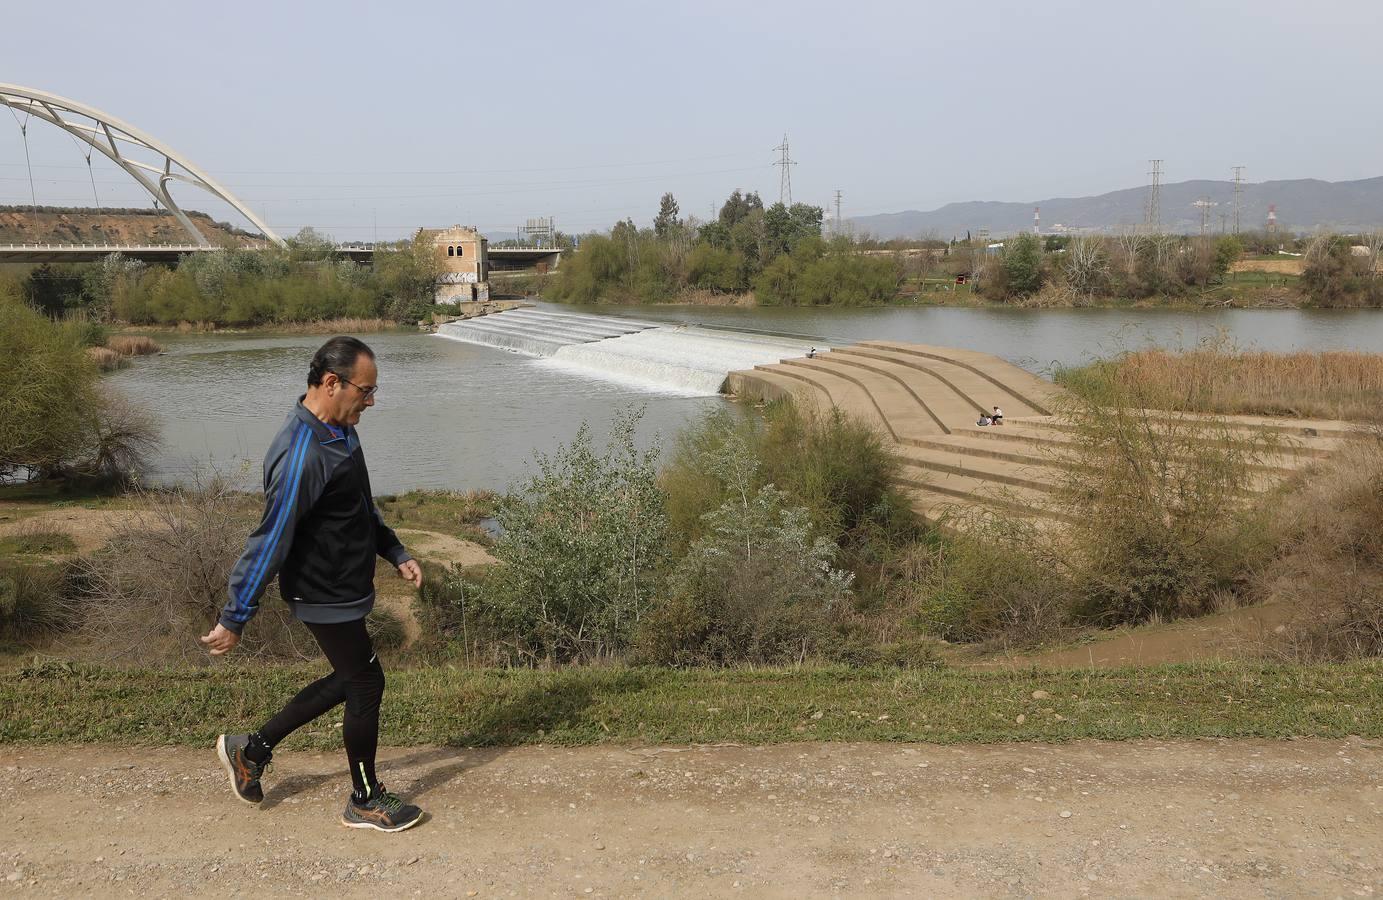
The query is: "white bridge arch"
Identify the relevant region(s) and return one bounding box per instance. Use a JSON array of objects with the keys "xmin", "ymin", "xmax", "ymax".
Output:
[{"xmin": 0, "ymin": 83, "xmax": 284, "ymax": 247}]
